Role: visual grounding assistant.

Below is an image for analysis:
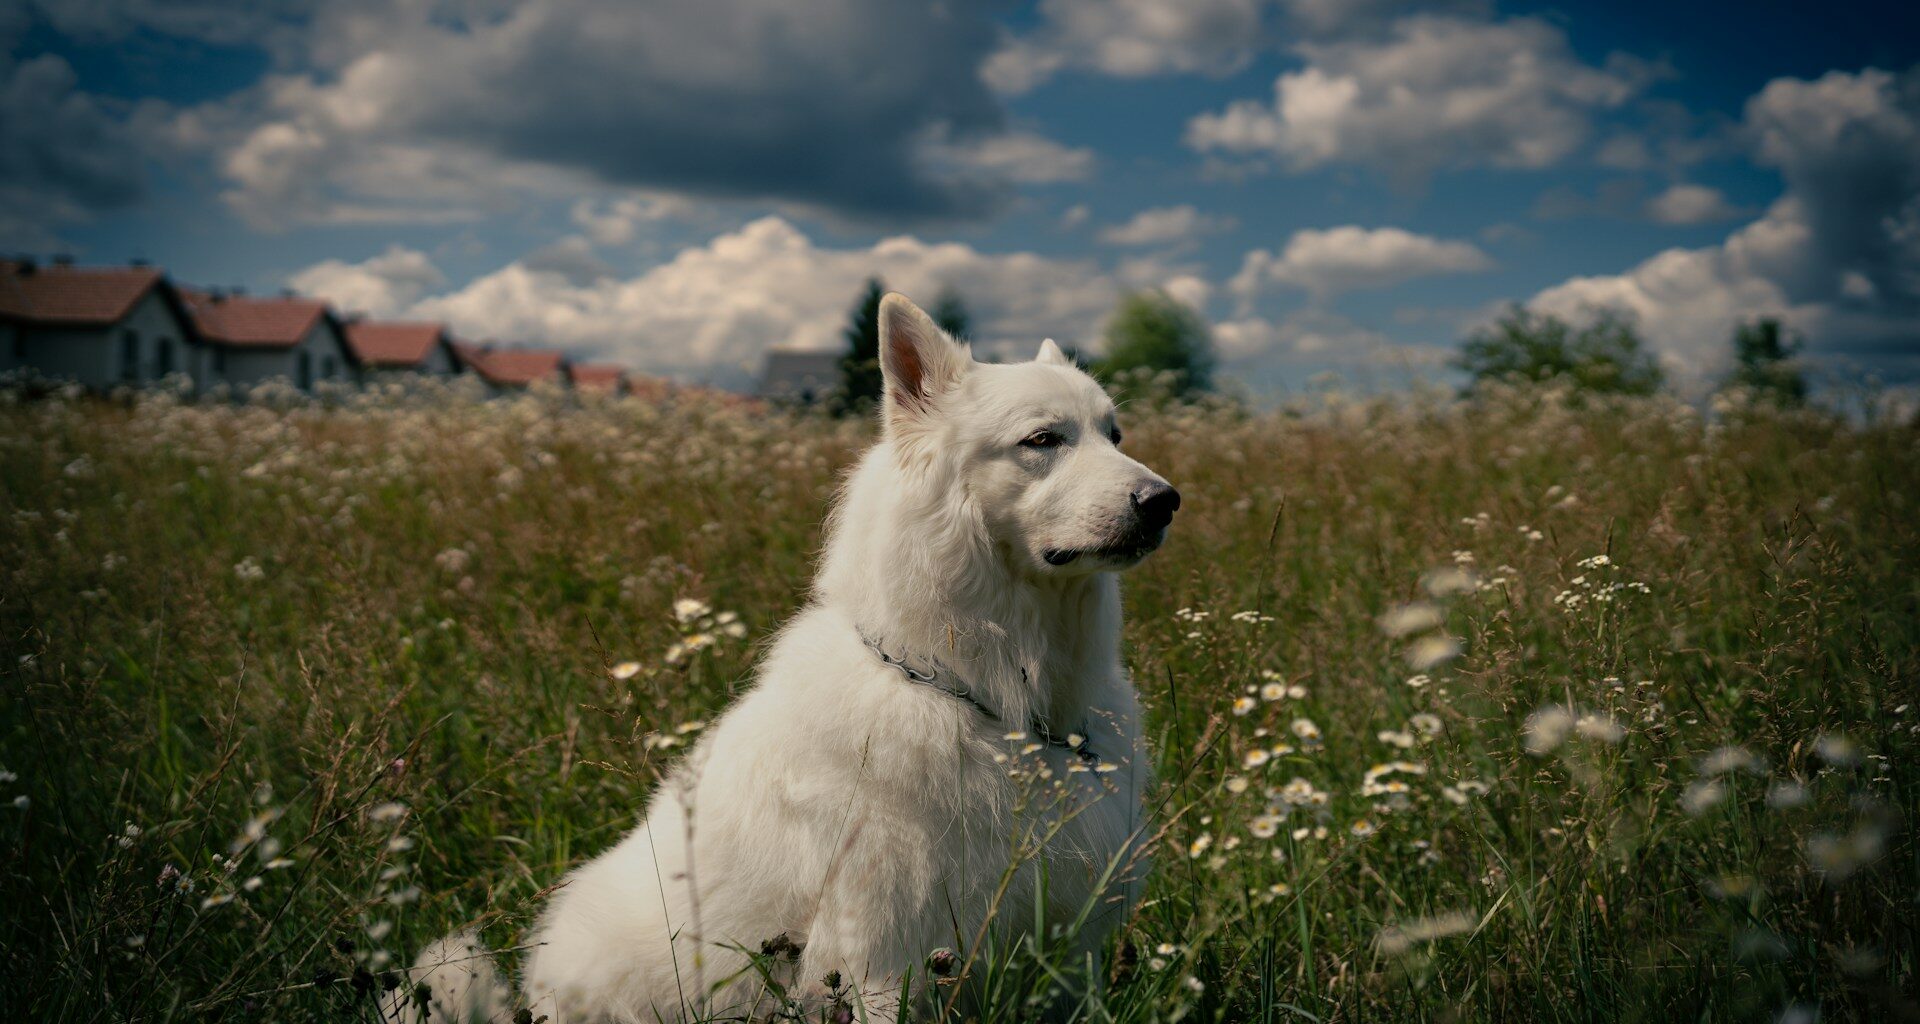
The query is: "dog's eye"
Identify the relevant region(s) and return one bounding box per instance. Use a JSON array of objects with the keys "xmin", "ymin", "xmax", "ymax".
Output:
[
  {"xmin": 1109, "ymin": 427, "xmax": 1123, "ymax": 446},
  {"xmin": 1019, "ymin": 430, "xmax": 1064, "ymax": 449}
]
